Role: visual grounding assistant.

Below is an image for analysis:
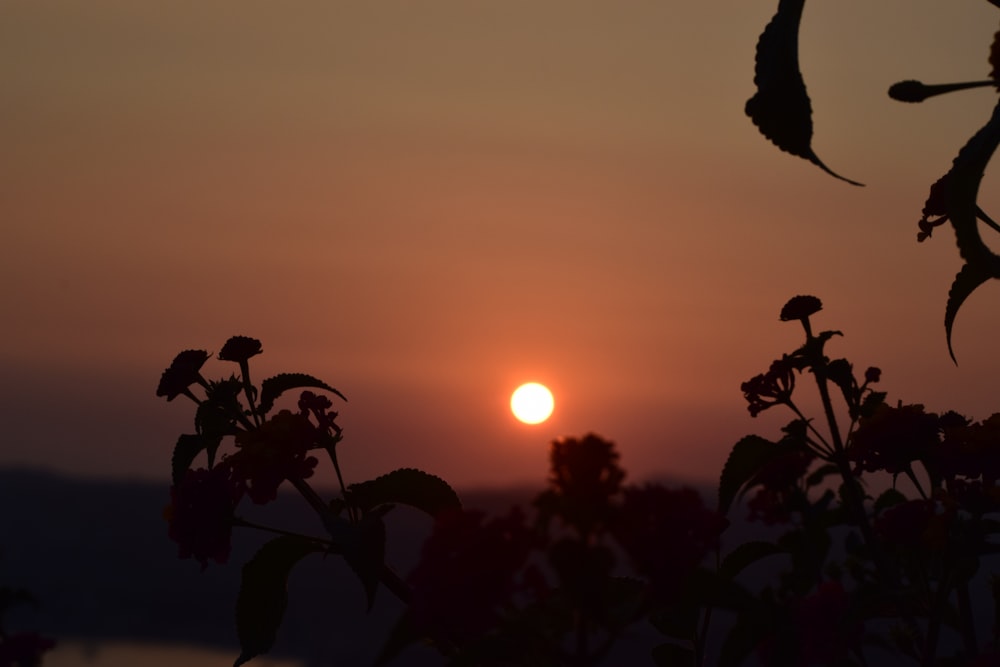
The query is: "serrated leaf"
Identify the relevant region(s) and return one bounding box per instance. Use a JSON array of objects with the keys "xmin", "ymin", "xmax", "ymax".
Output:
[
  {"xmin": 720, "ymin": 541, "xmax": 784, "ymax": 580},
  {"xmin": 745, "ymin": 0, "xmax": 861, "ymax": 185},
  {"xmin": 652, "ymin": 642, "xmax": 696, "ymax": 667},
  {"xmin": 929, "ymin": 99, "xmax": 1000, "ymax": 362},
  {"xmin": 992, "ymin": 25, "xmax": 1000, "ymax": 80},
  {"xmin": 233, "ymin": 536, "xmax": 318, "ymax": 667},
  {"xmin": 347, "ymin": 468, "xmax": 461, "ymax": 517},
  {"xmin": 258, "ymin": 373, "xmax": 346, "ymax": 416},
  {"xmin": 718, "ymin": 435, "xmax": 778, "ymax": 514},
  {"xmin": 945, "ymin": 262, "xmax": 992, "ymax": 364}
]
